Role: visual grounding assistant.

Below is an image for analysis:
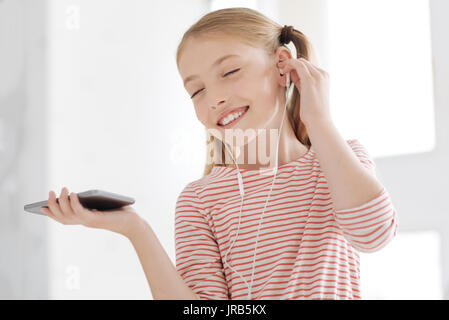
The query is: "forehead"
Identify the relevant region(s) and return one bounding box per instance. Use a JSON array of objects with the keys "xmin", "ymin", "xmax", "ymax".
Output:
[{"xmin": 179, "ymin": 35, "xmax": 263, "ymax": 82}]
